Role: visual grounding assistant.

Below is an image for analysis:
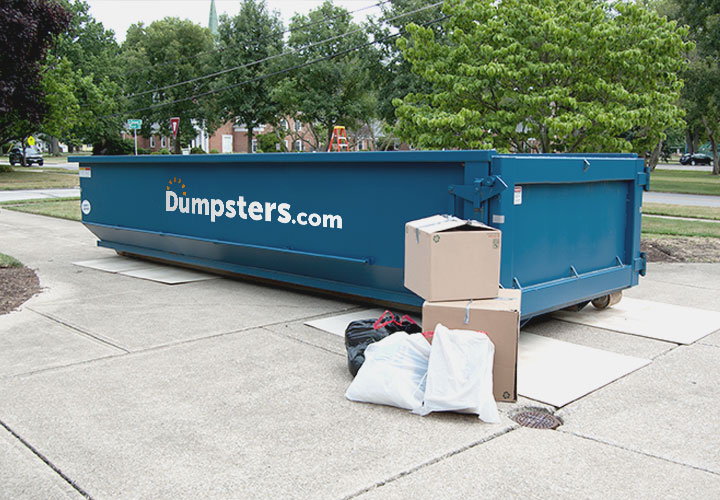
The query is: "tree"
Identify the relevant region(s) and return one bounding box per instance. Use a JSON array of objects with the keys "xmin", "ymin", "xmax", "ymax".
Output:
[
  {"xmin": 394, "ymin": 0, "xmax": 689, "ymax": 160},
  {"xmin": 367, "ymin": 0, "xmax": 448, "ymax": 128},
  {"xmin": 676, "ymin": 0, "xmax": 720, "ymax": 174},
  {"xmin": 273, "ymin": 1, "xmax": 377, "ymax": 149},
  {"xmin": 45, "ymin": 0, "xmax": 124, "ymax": 151},
  {"xmin": 0, "ymin": 0, "xmax": 72, "ymax": 145},
  {"xmin": 122, "ymin": 18, "xmax": 217, "ymax": 153},
  {"xmin": 215, "ymin": 0, "xmax": 284, "ymax": 152}
]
